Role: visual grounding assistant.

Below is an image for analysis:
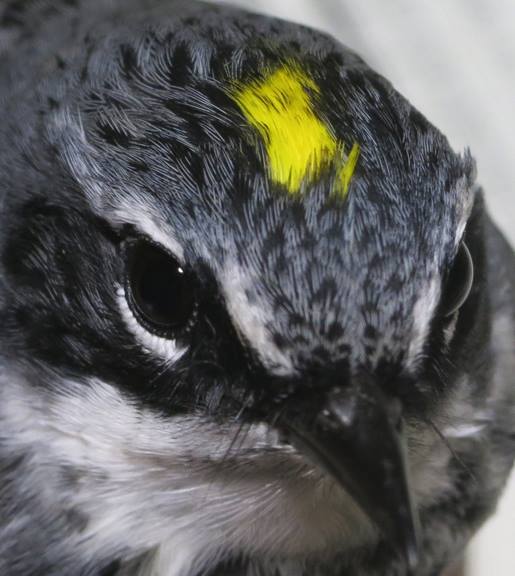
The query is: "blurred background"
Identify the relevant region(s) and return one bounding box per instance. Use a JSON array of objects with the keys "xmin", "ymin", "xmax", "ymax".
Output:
[{"xmin": 210, "ymin": 1, "xmax": 514, "ymax": 574}]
